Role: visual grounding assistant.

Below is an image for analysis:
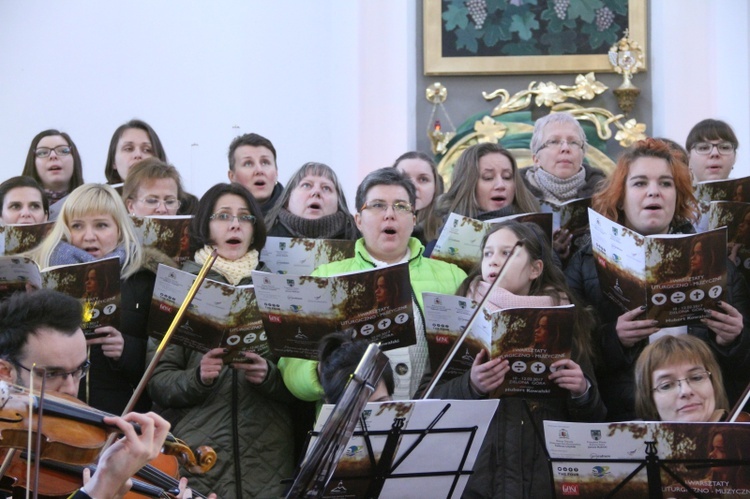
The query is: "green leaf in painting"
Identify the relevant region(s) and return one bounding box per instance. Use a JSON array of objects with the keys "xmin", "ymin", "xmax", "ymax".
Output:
[
  {"xmin": 483, "ymin": 18, "xmax": 512, "ymax": 46},
  {"xmin": 455, "ymin": 25, "xmax": 481, "ymax": 53},
  {"xmin": 567, "ymin": 0, "xmax": 603, "ymax": 24},
  {"xmin": 509, "ymin": 12, "xmax": 540, "ymax": 41},
  {"xmin": 540, "ymin": 30, "xmax": 578, "ymax": 54},
  {"xmin": 540, "ymin": 6, "xmax": 577, "ymax": 33},
  {"xmin": 501, "ymin": 41, "xmax": 541, "ymax": 56},
  {"xmin": 608, "ymin": 0, "xmax": 628, "ymax": 16},
  {"xmin": 485, "ymin": 0, "xmax": 506, "ymax": 15},
  {"xmin": 580, "ymin": 20, "xmax": 617, "ymax": 50},
  {"xmin": 443, "ymin": 3, "xmax": 469, "ymax": 31}
]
